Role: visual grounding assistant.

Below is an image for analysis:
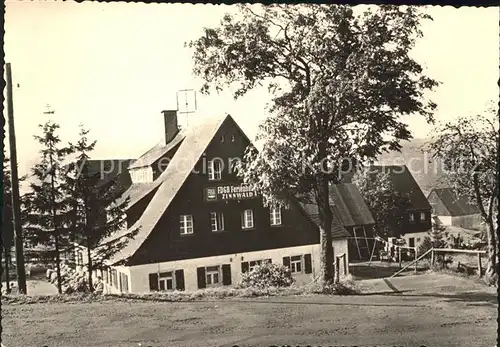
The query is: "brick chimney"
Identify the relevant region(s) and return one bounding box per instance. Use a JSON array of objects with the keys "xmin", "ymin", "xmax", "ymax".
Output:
[{"xmin": 162, "ymin": 110, "xmax": 179, "ymax": 145}]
